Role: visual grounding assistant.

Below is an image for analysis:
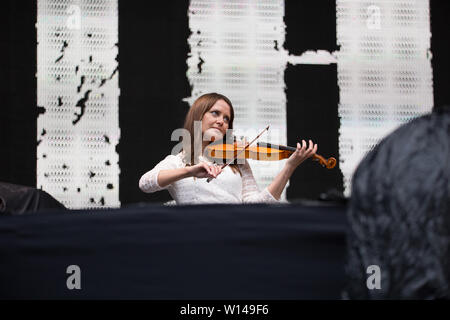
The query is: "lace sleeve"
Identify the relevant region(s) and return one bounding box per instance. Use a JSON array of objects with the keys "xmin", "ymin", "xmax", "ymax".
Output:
[
  {"xmin": 239, "ymin": 159, "xmax": 280, "ymax": 203},
  {"xmin": 139, "ymin": 154, "xmax": 181, "ymax": 193}
]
